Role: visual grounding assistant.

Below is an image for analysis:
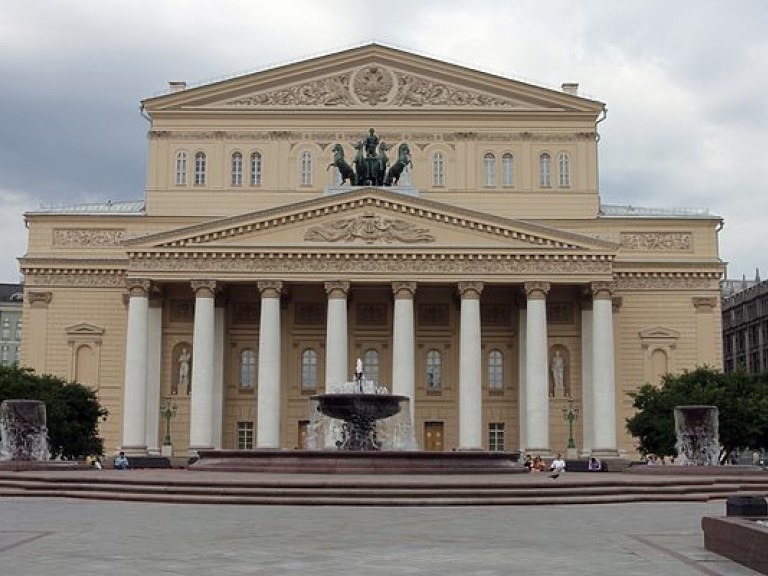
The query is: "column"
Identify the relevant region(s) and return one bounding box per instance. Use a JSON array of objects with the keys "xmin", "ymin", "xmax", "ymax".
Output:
[
  {"xmin": 693, "ymin": 297, "xmax": 718, "ymax": 367},
  {"xmin": 517, "ymin": 306, "xmax": 527, "ymax": 450},
  {"xmin": 580, "ymin": 293, "xmax": 594, "ymax": 455},
  {"xmin": 25, "ymin": 291, "xmax": 52, "ymax": 372},
  {"xmin": 122, "ymin": 279, "xmax": 150, "ymax": 453},
  {"xmin": 591, "ymin": 281, "xmax": 618, "ymax": 456},
  {"xmin": 257, "ymin": 281, "xmax": 283, "ymax": 448},
  {"xmin": 189, "ymin": 280, "xmax": 216, "ymax": 452},
  {"xmin": 392, "ymin": 282, "xmax": 417, "ymax": 423},
  {"xmin": 212, "ymin": 295, "xmax": 226, "ymax": 449},
  {"xmin": 145, "ymin": 293, "xmax": 163, "ymax": 455},
  {"xmin": 458, "ymin": 281, "xmax": 483, "ymax": 450},
  {"xmin": 524, "ymin": 281, "xmax": 550, "ymax": 454},
  {"xmin": 324, "ymin": 281, "xmax": 350, "ymax": 388}
]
